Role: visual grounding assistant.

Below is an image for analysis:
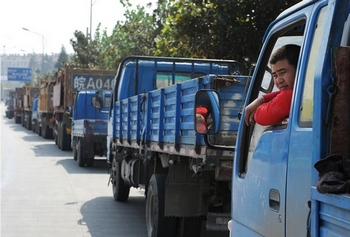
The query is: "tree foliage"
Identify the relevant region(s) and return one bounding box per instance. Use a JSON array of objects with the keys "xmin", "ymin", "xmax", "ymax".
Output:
[
  {"xmin": 155, "ymin": 0, "xmax": 300, "ymax": 67},
  {"xmin": 55, "ymin": 45, "xmax": 70, "ymax": 69},
  {"xmin": 70, "ymin": 0, "xmax": 300, "ymax": 69},
  {"xmin": 98, "ymin": 0, "xmax": 156, "ymax": 69}
]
